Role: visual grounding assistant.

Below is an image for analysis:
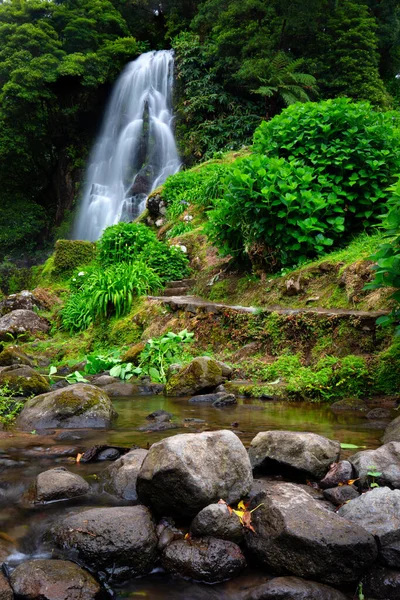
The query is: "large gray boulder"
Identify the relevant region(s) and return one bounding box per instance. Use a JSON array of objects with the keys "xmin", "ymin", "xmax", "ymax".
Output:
[
  {"xmin": 0, "ymin": 309, "xmax": 49, "ymax": 341},
  {"xmin": 0, "ymin": 573, "xmax": 12, "ymax": 600},
  {"xmin": 362, "ymin": 565, "xmax": 400, "ymax": 600},
  {"xmin": 243, "ymin": 577, "xmax": 348, "ymax": 600},
  {"xmin": 190, "ymin": 503, "xmax": 244, "ymax": 544},
  {"xmin": 165, "ymin": 356, "xmax": 224, "ymax": 396},
  {"xmin": 348, "ymin": 442, "xmax": 400, "ymax": 488},
  {"xmin": 102, "ymin": 448, "xmax": 148, "ymax": 500},
  {"xmin": 161, "ymin": 537, "xmax": 245, "ymax": 583},
  {"xmin": 338, "ymin": 487, "xmax": 400, "ymax": 568},
  {"xmin": 16, "ymin": 384, "xmax": 117, "ymax": 430},
  {"xmin": 383, "ymin": 415, "xmax": 400, "ymax": 443},
  {"xmin": 9, "ymin": 559, "xmax": 100, "ymax": 600},
  {"xmin": 0, "ymin": 365, "xmax": 50, "ymax": 396},
  {"xmin": 52, "ymin": 506, "xmax": 157, "ymax": 582},
  {"xmin": 137, "ymin": 430, "xmax": 253, "ymax": 518},
  {"xmin": 35, "ymin": 467, "xmax": 89, "ymax": 503},
  {"xmin": 245, "ymin": 482, "xmax": 377, "ymax": 585},
  {"xmin": 0, "ymin": 290, "xmax": 46, "ymax": 316},
  {"xmin": 248, "ymin": 431, "xmax": 340, "ymax": 479}
]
